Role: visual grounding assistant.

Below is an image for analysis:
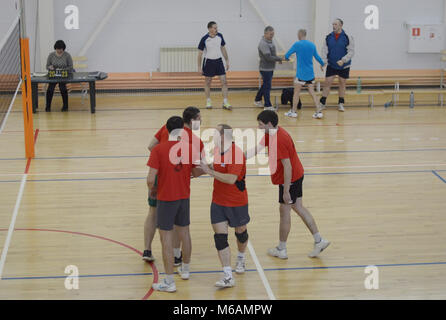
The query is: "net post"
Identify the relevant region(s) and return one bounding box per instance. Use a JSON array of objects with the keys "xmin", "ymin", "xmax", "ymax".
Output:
[{"xmin": 20, "ymin": 37, "xmax": 35, "ymax": 159}]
